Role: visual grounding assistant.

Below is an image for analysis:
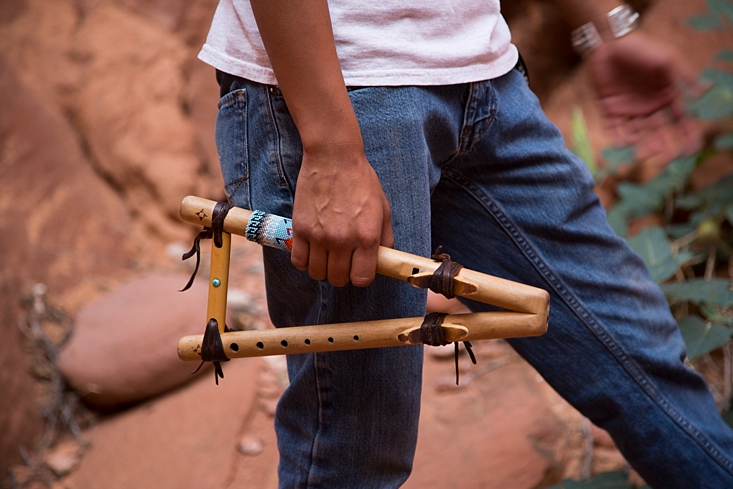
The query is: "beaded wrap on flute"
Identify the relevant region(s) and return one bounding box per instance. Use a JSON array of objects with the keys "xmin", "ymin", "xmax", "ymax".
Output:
[{"xmin": 245, "ymin": 211, "xmax": 294, "ymax": 251}]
